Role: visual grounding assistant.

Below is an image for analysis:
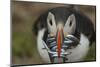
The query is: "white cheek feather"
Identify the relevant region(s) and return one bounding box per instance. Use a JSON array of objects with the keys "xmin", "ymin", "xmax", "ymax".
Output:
[
  {"xmin": 37, "ymin": 29, "xmax": 89, "ymax": 63},
  {"xmin": 37, "ymin": 29, "xmax": 51, "ymax": 63},
  {"xmin": 66, "ymin": 34, "xmax": 89, "ymax": 62}
]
